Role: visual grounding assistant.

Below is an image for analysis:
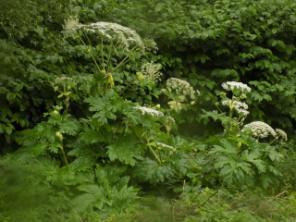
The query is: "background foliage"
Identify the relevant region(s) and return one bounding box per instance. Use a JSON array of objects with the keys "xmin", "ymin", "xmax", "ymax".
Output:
[{"xmin": 0, "ymin": 0, "xmax": 295, "ymax": 221}]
